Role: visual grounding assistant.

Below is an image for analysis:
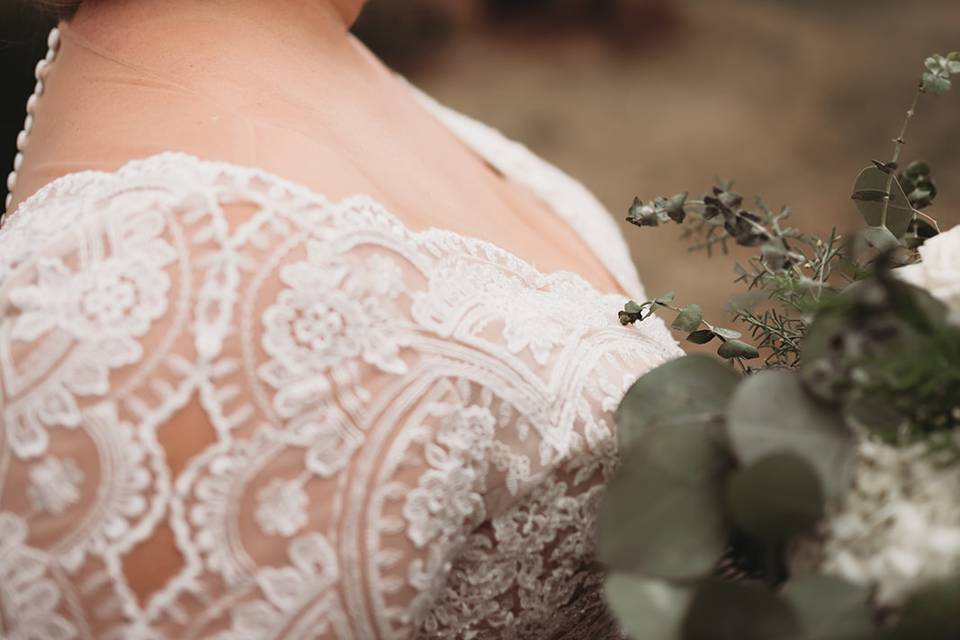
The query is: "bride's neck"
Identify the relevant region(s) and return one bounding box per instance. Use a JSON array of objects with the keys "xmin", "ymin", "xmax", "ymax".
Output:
[{"xmin": 67, "ymin": 0, "xmax": 371, "ymax": 101}]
